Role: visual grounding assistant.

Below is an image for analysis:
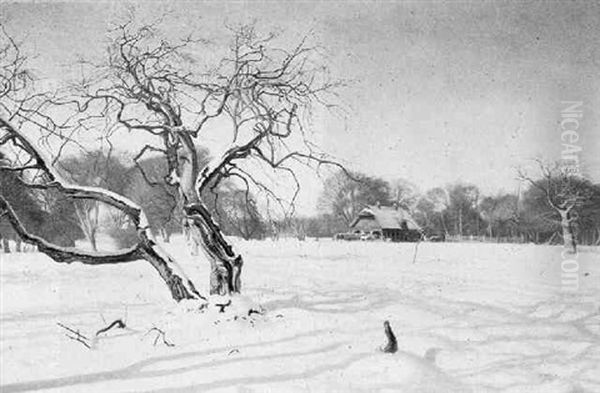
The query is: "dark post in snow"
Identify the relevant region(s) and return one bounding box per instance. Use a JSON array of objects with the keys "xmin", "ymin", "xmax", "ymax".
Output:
[{"xmin": 381, "ymin": 320, "xmax": 398, "ymax": 354}]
